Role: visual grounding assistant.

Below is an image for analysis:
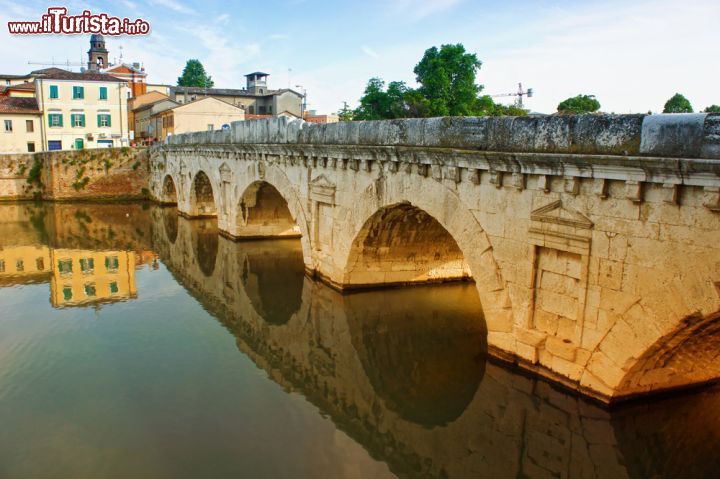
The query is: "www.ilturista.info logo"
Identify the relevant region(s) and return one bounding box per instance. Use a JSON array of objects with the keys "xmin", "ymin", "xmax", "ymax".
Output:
[{"xmin": 7, "ymin": 7, "xmax": 151, "ymax": 35}]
